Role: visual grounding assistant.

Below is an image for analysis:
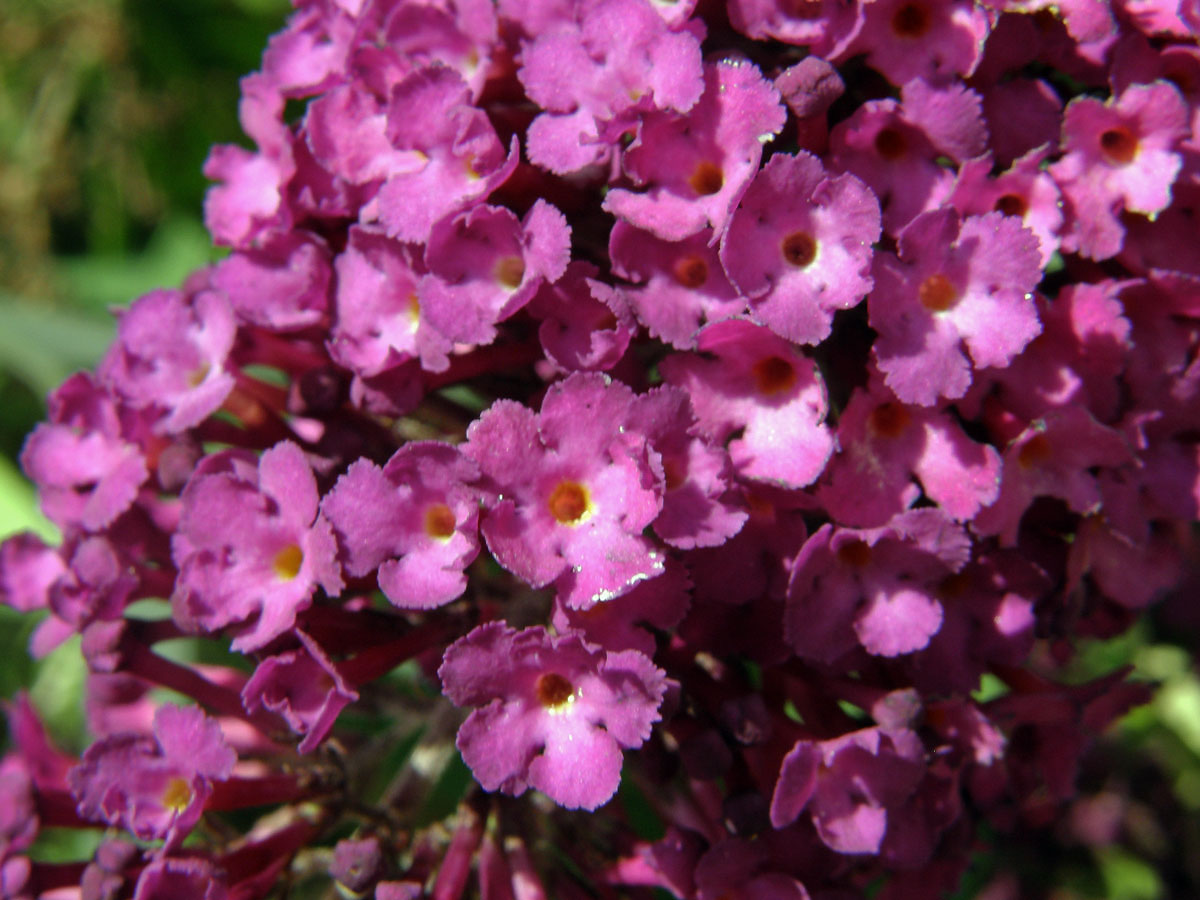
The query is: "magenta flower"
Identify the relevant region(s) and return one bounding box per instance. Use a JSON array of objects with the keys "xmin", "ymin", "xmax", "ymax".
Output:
[
  {"xmin": 609, "ymin": 222, "xmax": 745, "ymax": 349},
  {"xmin": 210, "ymin": 232, "xmax": 332, "ymax": 331},
  {"xmin": 322, "ymin": 441, "xmax": 480, "ymax": 609},
  {"xmin": 530, "ymin": 261, "xmax": 636, "ymax": 373},
  {"xmin": 69, "ymin": 705, "xmax": 235, "ymax": 847},
  {"xmin": 20, "ymin": 374, "xmax": 148, "ymax": 533},
  {"xmin": 830, "ymin": 80, "xmax": 987, "ymax": 237},
  {"xmin": 817, "ymin": 384, "xmax": 1002, "ymax": 527},
  {"xmin": 172, "ymin": 441, "xmax": 343, "ymax": 651},
  {"xmin": 949, "ymin": 146, "xmax": 1063, "ymax": 269},
  {"xmin": 721, "ymin": 151, "xmax": 880, "ymax": 345},
  {"xmin": 463, "ymin": 372, "xmax": 665, "ymax": 608},
  {"xmin": 870, "ymin": 208, "xmax": 1043, "ymax": 405},
  {"xmin": 242, "ymin": 631, "xmax": 358, "ymax": 753},
  {"xmin": 9, "ymin": 0, "xmax": 1200, "ymax": 895},
  {"xmin": 661, "ymin": 319, "xmax": 833, "ymax": 488},
  {"xmin": 844, "ymin": 0, "xmax": 990, "ymax": 84},
  {"xmin": 785, "ymin": 510, "xmax": 970, "ymax": 662},
  {"xmin": 330, "ymin": 225, "xmax": 452, "ymax": 376},
  {"xmin": 770, "ymin": 726, "xmax": 924, "ymax": 855},
  {"xmin": 99, "ymin": 287, "xmax": 237, "ymax": 434},
  {"xmin": 366, "ymin": 66, "xmax": 519, "ymax": 243},
  {"xmin": 133, "ymin": 858, "xmax": 229, "ymax": 900},
  {"xmin": 604, "ymin": 60, "xmax": 786, "ymax": 242},
  {"xmin": 419, "ymin": 200, "xmax": 571, "ymax": 346},
  {"xmin": 519, "ymin": 0, "xmax": 704, "ymax": 173},
  {"xmin": 203, "ymin": 74, "xmax": 294, "ymax": 248},
  {"xmin": 438, "ymin": 622, "xmax": 667, "ymax": 810},
  {"xmin": 1051, "ymin": 81, "xmax": 1189, "ymax": 260}
]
